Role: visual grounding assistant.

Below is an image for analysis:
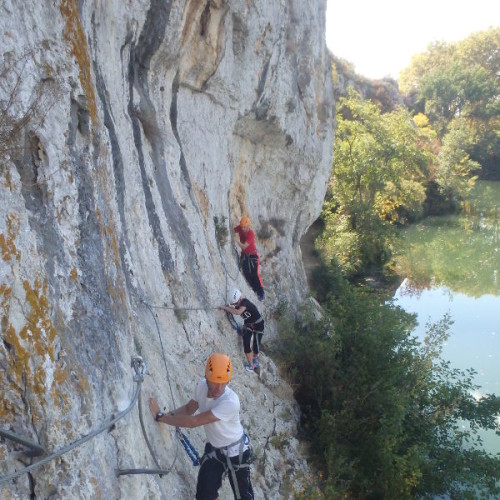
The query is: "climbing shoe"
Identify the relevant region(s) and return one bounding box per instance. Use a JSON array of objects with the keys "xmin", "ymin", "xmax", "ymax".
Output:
[
  {"xmin": 257, "ymin": 292, "xmax": 265, "ymax": 301},
  {"xmin": 252, "ymin": 358, "xmax": 260, "ymax": 369},
  {"xmin": 245, "ymin": 363, "xmax": 254, "ymax": 372}
]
